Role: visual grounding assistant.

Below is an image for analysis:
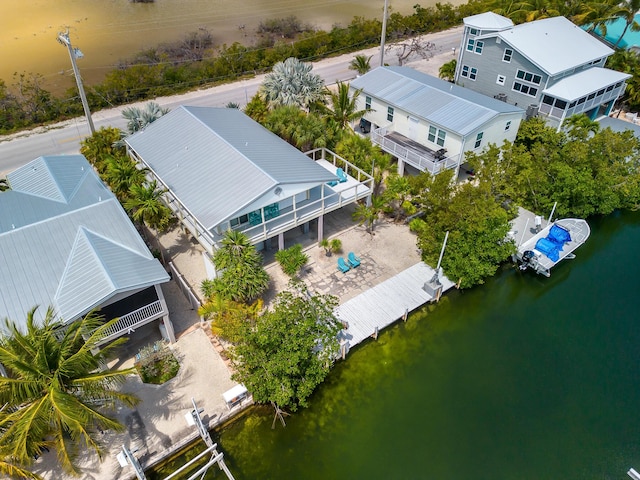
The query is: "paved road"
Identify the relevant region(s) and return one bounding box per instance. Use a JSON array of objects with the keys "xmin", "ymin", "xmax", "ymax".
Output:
[{"xmin": 0, "ymin": 27, "xmax": 463, "ymax": 176}]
